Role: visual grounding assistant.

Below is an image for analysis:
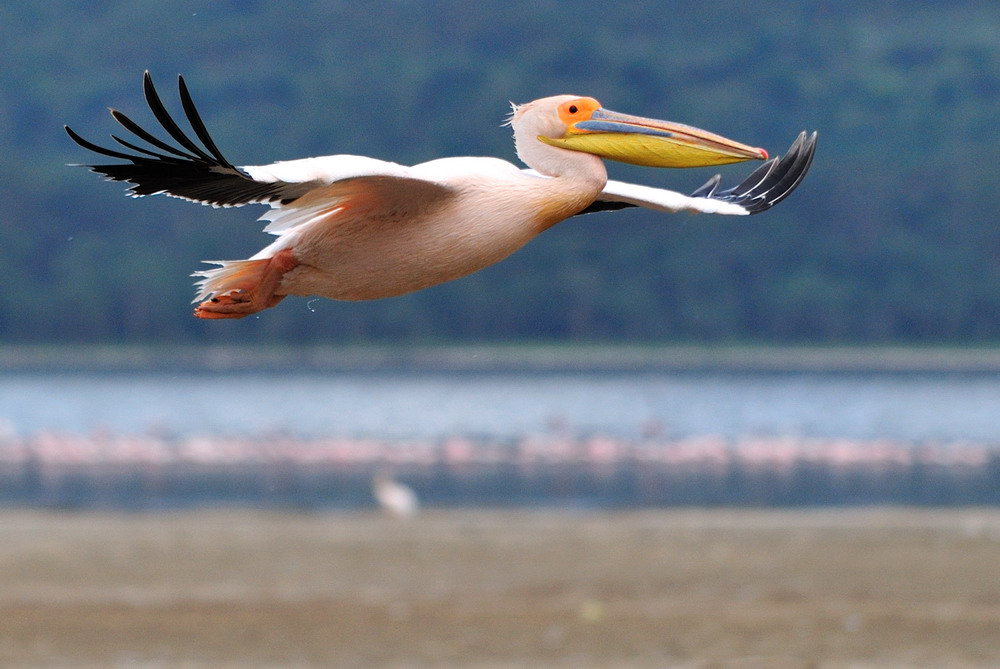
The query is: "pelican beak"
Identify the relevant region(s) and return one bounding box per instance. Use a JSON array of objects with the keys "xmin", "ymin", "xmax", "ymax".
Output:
[{"xmin": 541, "ymin": 108, "xmax": 768, "ymax": 168}]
